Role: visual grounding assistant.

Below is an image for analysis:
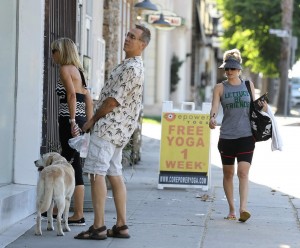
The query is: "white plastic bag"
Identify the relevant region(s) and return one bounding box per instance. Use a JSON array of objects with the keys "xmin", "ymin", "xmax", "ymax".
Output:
[
  {"xmin": 79, "ymin": 133, "xmax": 90, "ymax": 158},
  {"xmin": 68, "ymin": 132, "xmax": 90, "ymax": 158}
]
